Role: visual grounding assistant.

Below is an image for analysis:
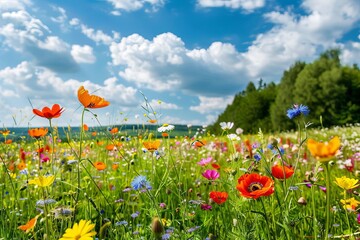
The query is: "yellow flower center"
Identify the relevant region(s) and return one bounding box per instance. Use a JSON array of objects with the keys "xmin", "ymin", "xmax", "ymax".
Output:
[{"xmin": 74, "ymin": 234, "xmax": 81, "ymax": 240}]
